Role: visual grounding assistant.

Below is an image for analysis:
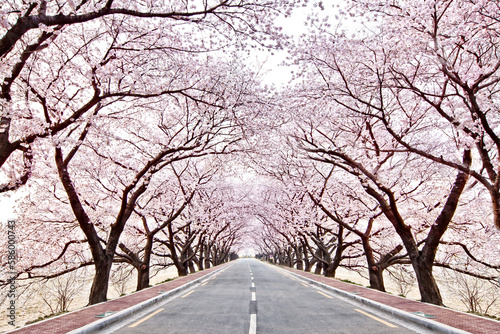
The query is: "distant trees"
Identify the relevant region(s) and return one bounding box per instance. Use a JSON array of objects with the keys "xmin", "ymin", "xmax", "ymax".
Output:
[
  {"xmin": 114, "ymin": 162, "xmax": 206, "ymax": 291},
  {"xmin": 5, "ymin": 155, "xmax": 247, "ymax": 302}
]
